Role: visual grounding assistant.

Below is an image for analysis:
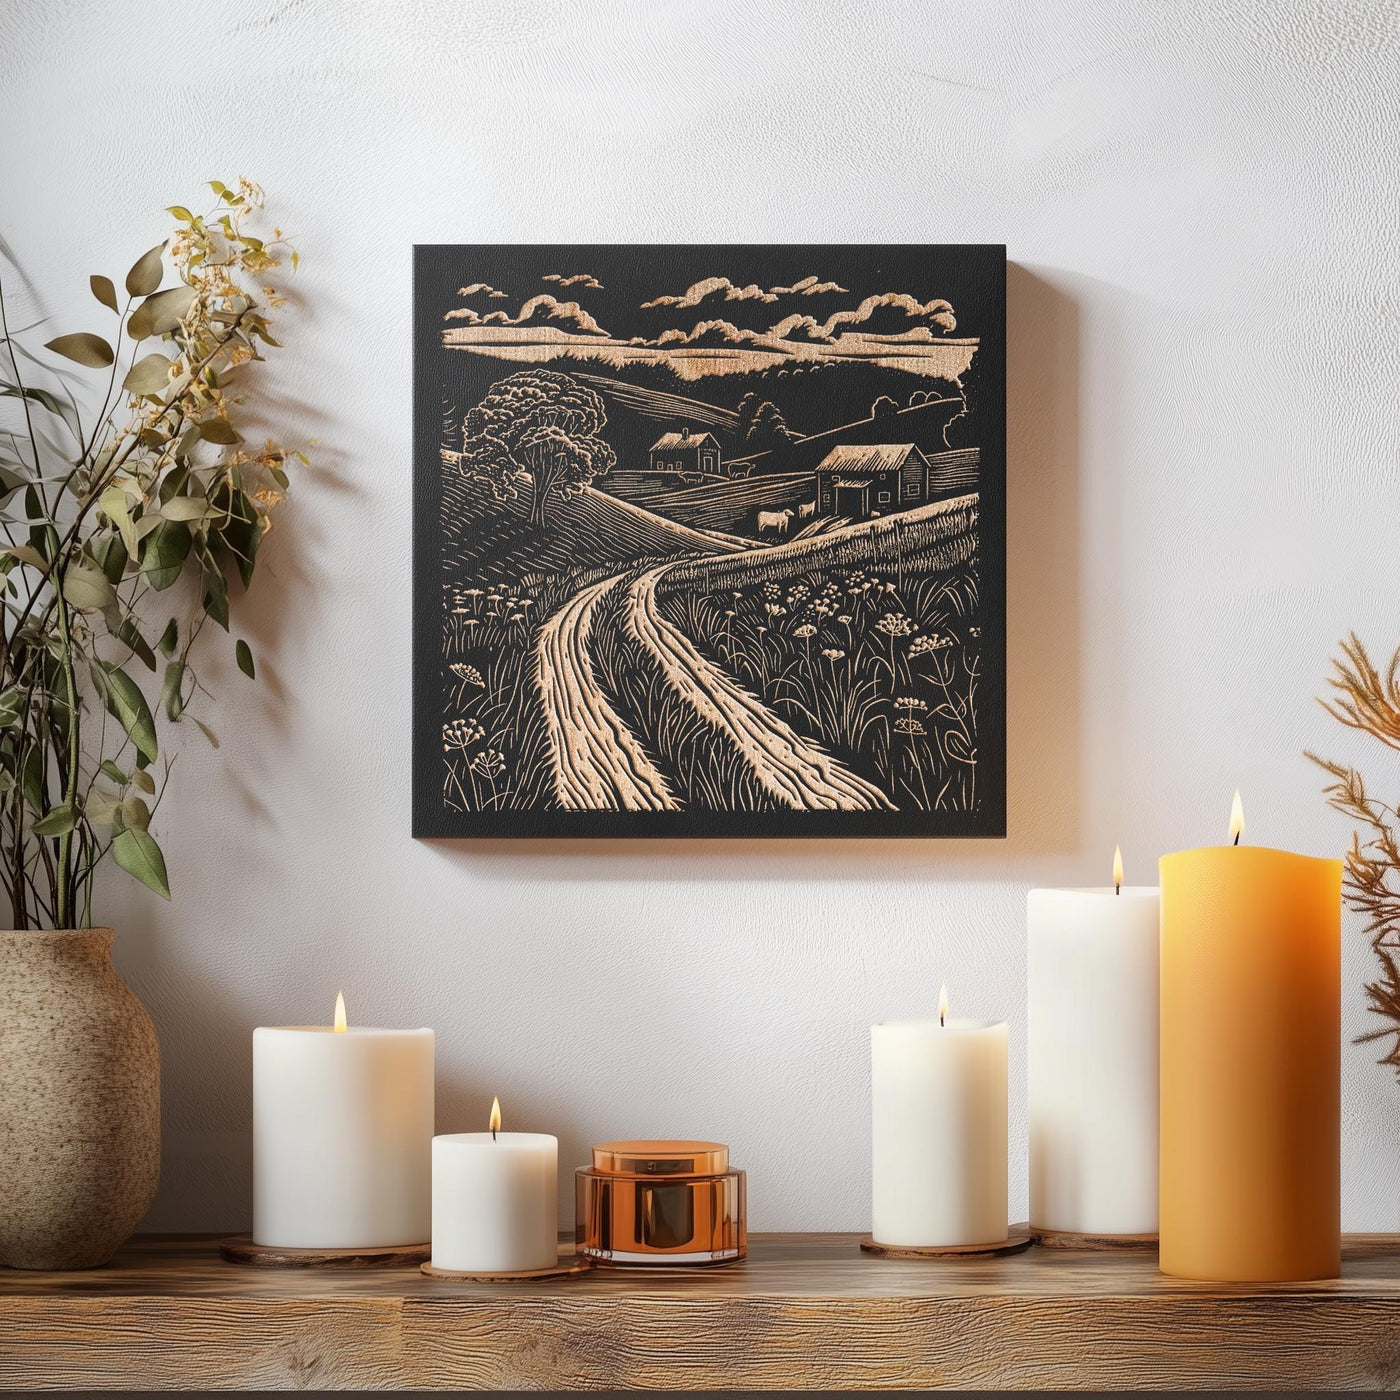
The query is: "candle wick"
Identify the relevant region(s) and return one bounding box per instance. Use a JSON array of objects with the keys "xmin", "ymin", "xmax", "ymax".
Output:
[
  {"xmin": 1115, "ymin": 882, "xmax": 1121, "ymax": 896},
  {"xmin": 1233, "ymin": 832, "xmax": 1240, "ymax": 846},
  {"xmin": 939, "ymin": 1011, "xmax": 945, "ymax": 1027},
  {"xmin": 492, "ymin": 1127, "xmax": 497, "ymax": 1142}
]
